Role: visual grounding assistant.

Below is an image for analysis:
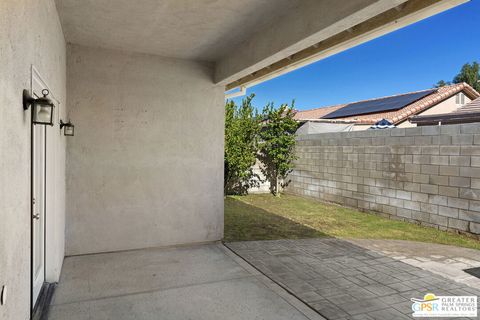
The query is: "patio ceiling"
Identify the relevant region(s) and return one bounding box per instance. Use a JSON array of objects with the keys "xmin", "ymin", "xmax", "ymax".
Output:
[
  {"xmin": 54, "ymin": 0, "xmax": 301, "ymax": 62},
  {"xmin": 55, "ymin": 0, "xmax": 467, "ymax": 88}
]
